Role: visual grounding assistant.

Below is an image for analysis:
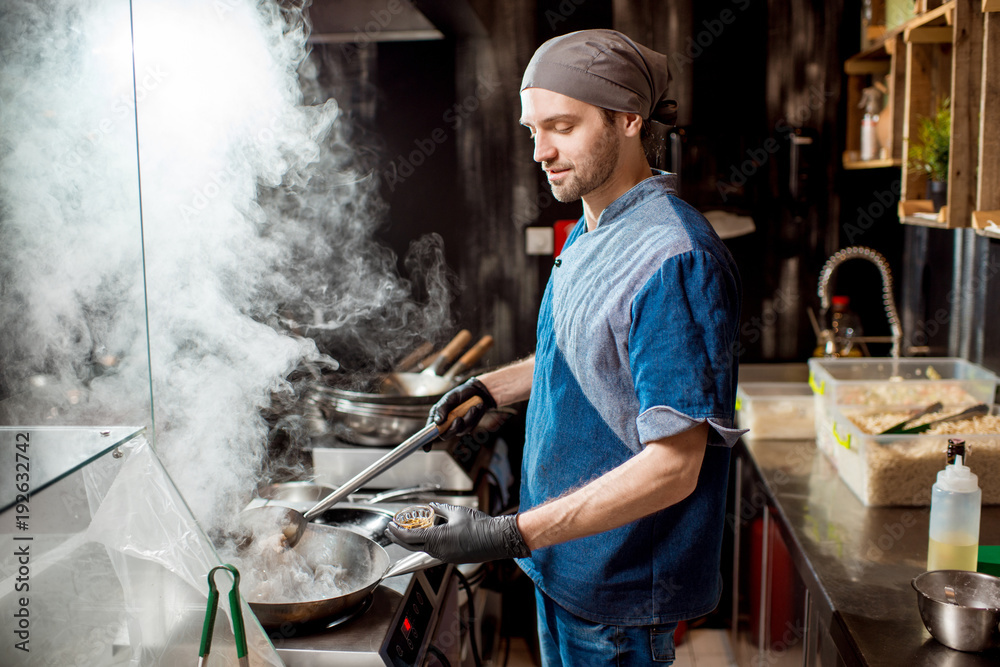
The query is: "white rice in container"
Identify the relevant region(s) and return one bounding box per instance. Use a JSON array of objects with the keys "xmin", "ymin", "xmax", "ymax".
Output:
[{"xmin": 845, "ymin": 410, "xmax": 1000, "ymax": 506}]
